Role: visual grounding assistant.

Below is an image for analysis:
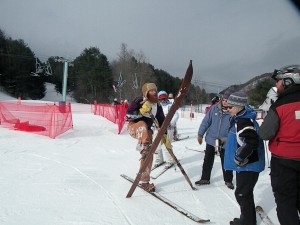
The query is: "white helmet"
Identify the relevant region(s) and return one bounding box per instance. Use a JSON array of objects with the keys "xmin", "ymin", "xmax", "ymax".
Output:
[{"xmin": 272, "ymin": 65, "xmax": 300, "ymax": 87}]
